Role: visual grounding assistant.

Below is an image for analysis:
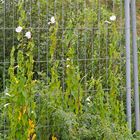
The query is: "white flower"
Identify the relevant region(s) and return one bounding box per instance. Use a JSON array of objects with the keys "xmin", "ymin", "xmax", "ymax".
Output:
[
  {"xmin": 4, "ymin": 103, "xmax": 10, "ymax": 108},
  {"xmin": 5, "ymin": 93, "xmax": 11, "ymax": 97},
  {"xmin": 15, "ymin": 26, "xmax": 23, "ymax": 33},
  {"xmin": 48, "ymin": 22, "xmax": 51, "ymax": 25},
  {"xmin": 86, "ymin": 96, "xmax": 91, "ymax": 102},
  {"xmin": 51, "ymin": 16, "xmax": 55, "ymax": 24},
  {"xmin": 105, "ymin": 20, "xmax": 111, "ymax": 24},
  {"xmin": 66, "ymin": 58, "xmax": 70, "ymax": 61},
  {"xmin": 48, "ymin": 16, "xmax": 56, "ymax": 25},
  {"xmin": 66, "ymin": 65, "xmax": 70, "ymax": 68},
  {"xmin": 110, "ymin": 15, "xmax": 116, "ymax": 21},
  {"xmin": 25, "ymin": 31, "xmax": 31, "ymax": 39}
]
